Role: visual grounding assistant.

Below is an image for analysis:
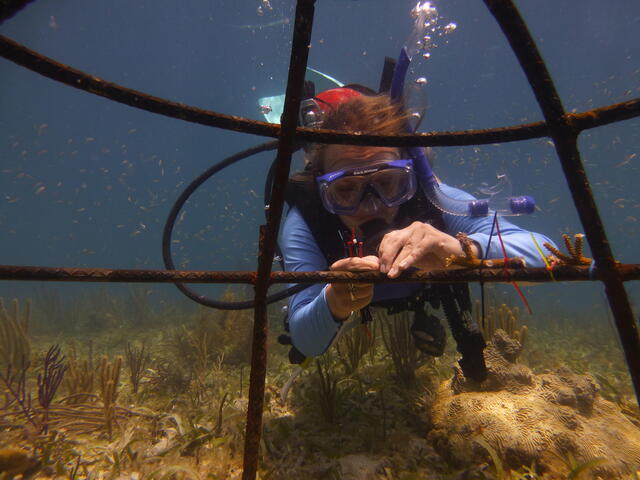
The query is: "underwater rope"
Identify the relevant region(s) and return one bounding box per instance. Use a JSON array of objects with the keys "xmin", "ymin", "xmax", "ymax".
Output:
[{"xmin": 493, "ymin": 214, "xmax": 532, "ymax": 315}]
